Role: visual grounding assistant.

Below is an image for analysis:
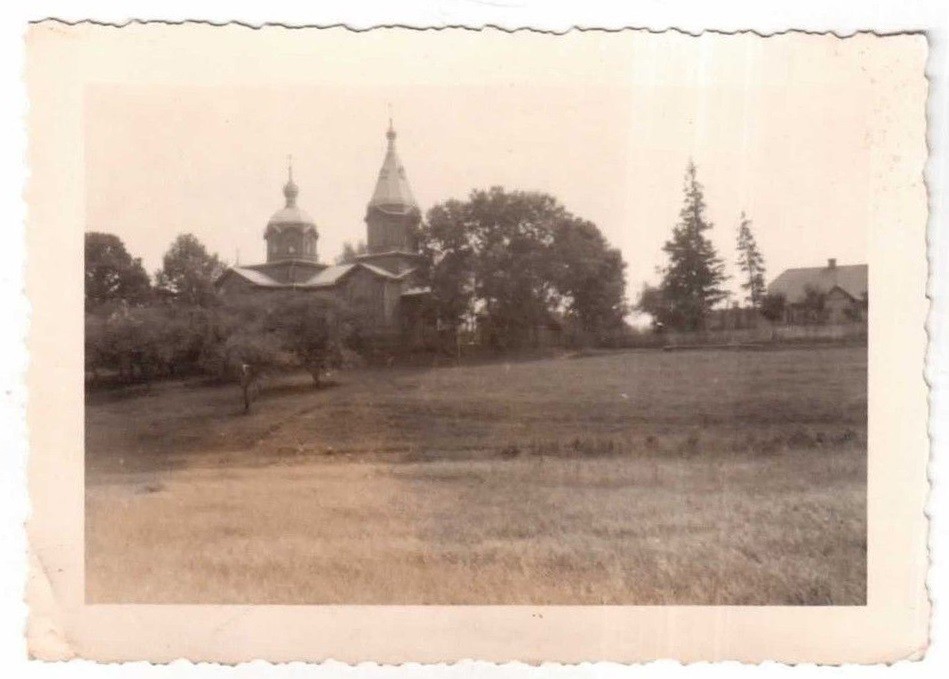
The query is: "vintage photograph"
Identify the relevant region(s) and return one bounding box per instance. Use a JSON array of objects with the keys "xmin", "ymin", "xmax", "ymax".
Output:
[
  {"xmin": 79, "ymin": 30, "xmax": 874, "ymax": 607},
  {"xmin": 24, "ymin": 22, "xmax": 931, "ymax": 662}
]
